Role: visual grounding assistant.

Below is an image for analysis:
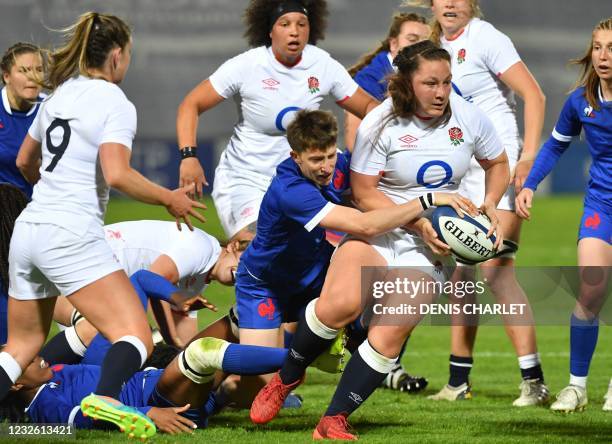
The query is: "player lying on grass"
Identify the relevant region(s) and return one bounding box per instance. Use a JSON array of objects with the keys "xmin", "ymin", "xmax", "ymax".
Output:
[
  {"xmin": 0, "ymin": 337, "xmax": 294, "ymax": 436},
  {"xmin": 41, "ymin": 220, "xmax": 246, "ymax": 365},
  {"xmin": 231, "ymin": 108, "xmax": 475, "ymax": 409}
]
